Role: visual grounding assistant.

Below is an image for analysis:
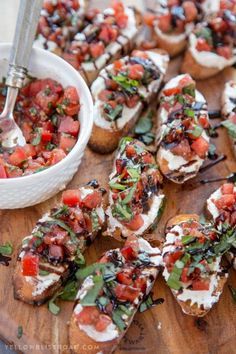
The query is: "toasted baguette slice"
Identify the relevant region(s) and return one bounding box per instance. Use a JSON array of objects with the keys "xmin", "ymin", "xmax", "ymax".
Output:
[
  {"xmin": 163, "ymin": 214, "xmax": 228, "ymax": 317},
  {"xmin": 63, "ymin": 3, "xmax": 142, "ymax": 86},
  {"xmin": 34, "ymin": 0, "xmax": 87, "ymax": 55},
  {"xmin": 106, "ymin": 137, "xmax": 165, "ymax": 241},
  {"xmin": 89, "ymin": 49, "xmax": 169, "ymax": 154},
  {"xmin": 181, "ymin": 28, "xmax": 236, "ymax": 79},
  {"xmin": 206, "ymin": 182, "xmax": 236, "ymax": 269},
  {"xmin": 69, "ymin": 235, "xmax": 161, "ymax": 354},
  {"xmin": 156, "ymin": 74, "xmax": 210, "ymax": 184},
  {"xmin": 13, "ymin": 183, "xmax": 106, "ymax": 305},
  {"xmin": 221, "ymin": 81, "xmax": 236, "ymax": 157}
]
